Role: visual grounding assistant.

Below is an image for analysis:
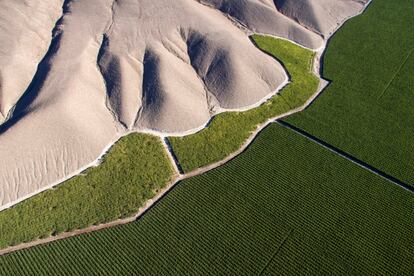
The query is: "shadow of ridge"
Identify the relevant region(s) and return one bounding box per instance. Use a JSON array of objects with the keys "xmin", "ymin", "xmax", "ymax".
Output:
[
  {"xmin": 141, "ymin": 47, "xmax": 165, "ymax": 112},
  {"xmin": 0, "ymin": 0, "xmax": 73, "ymax": 135},
  {"xmin": 0, "ymin": 32, "xmax": 63, "ymax": 135},
  {"xmin": 248, "ymin": 36, "xmax": 292, "ymax": 81}
]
